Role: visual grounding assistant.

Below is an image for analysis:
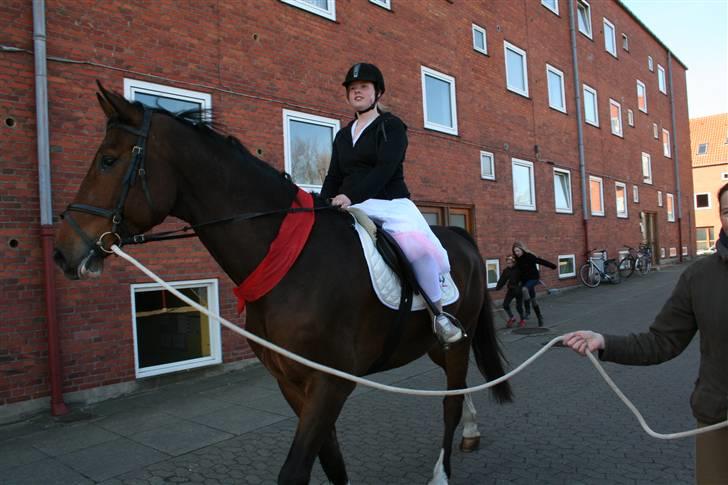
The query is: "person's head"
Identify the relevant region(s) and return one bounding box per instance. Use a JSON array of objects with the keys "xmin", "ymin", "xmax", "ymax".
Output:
[
  {"xmin": 506, "ymin": 255, "xmax": 515, "ymax": 267},
  {"xmin": 512, "ymin": 241, "xmax": 529, "ymax": 258},
  {"xmin": 342, "ymin": 63, "xmax": 385, "ymax": 115},
  {"xmin": 719, "ymin": 182, "xmax": 728, "ymax": 234}
]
